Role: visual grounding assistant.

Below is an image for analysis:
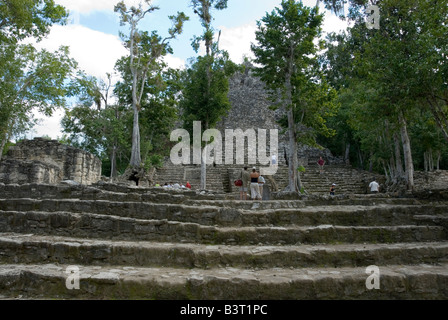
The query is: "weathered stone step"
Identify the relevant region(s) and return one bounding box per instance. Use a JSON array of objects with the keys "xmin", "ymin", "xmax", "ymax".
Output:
[
  {"xmin": 0, "ymin": 183, "xmax": 225, "ymax": 202},
  {"xmin": 238, "ymin": 207, "xmax": 448, "ymax": 227},
  {"xmin": 0, "ymin": 211, "xmax": 445, "ymax": 245},
  {"xmin": 1, "ymin": 199, "xmax": 447, "ymax": 228},
  {"xmin": 0, "ymin": 263, "xmax": 447, "ymax": 299},
  {"xmin": 1, "ymin": 233, "xmax": 447, "ymax": 269},
  {"xmin": 184, "ymin": 197, "xmax": 436, "ymax": 209},
  {"xmin": 0, "ymin": 198, "xmax": 238, "ymax": 227}
]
